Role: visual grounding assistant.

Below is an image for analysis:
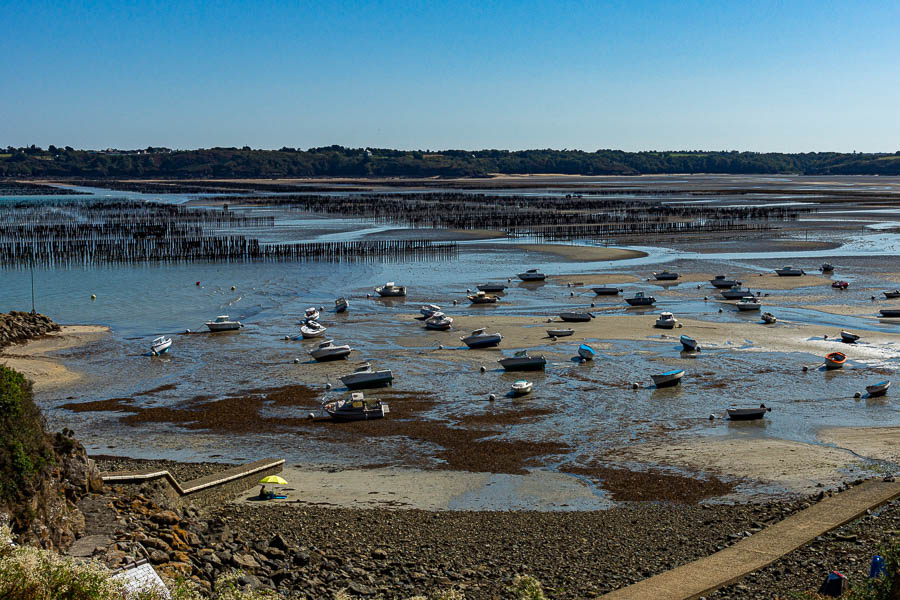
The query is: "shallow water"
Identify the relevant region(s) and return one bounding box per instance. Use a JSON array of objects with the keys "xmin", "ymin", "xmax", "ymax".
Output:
[{"xmin": 4, "ymin": 183, "xmax": 900, "ymax": 502}]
